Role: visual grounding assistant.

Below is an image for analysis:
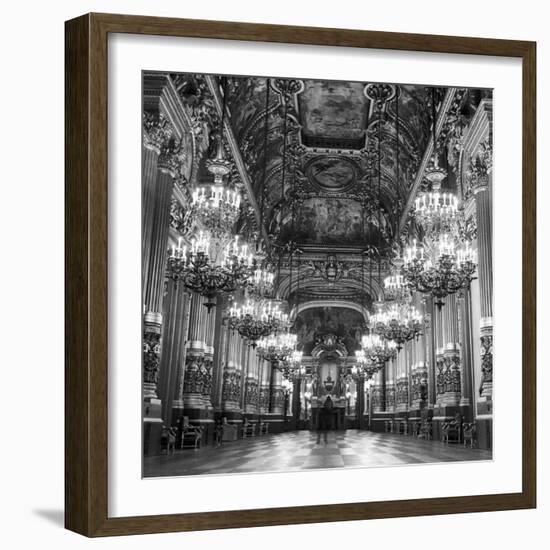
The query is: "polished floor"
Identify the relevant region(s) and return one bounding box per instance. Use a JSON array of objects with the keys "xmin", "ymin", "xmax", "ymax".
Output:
[{"xmin": 143, "ymin": 430, "xmax": 492, "ymax": 477}]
